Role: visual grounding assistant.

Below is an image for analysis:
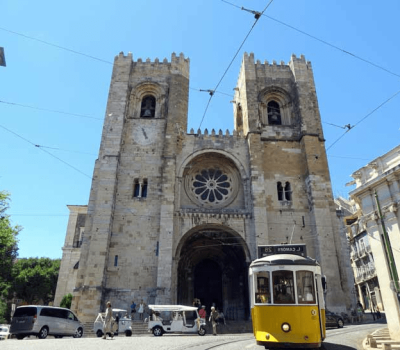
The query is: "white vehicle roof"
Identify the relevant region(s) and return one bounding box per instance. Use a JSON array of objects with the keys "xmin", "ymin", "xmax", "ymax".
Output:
[
  {"xmin": 98, "ymin": 308, "xmax": 126, "ymax": 314},
  {"xmin": 148, "ymin": 305, "xmax": 198, "ymax": 312}
]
